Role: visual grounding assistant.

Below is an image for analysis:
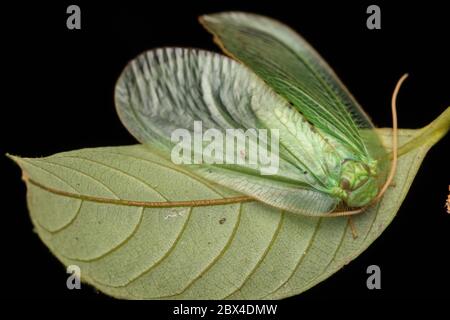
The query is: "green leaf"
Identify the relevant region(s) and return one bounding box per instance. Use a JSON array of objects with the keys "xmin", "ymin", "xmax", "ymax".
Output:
[{"xmin": 8, "ymin": 108, "xmax": 449, "ymax": 299}]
